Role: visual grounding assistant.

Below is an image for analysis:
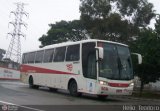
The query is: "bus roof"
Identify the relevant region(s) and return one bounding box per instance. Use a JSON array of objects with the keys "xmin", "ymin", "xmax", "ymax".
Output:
[{"xmin": 23, "ymin": 39, "xmax": 128, "ymax": 53}]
